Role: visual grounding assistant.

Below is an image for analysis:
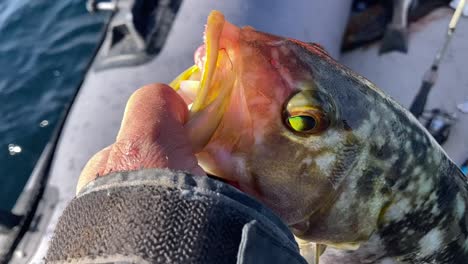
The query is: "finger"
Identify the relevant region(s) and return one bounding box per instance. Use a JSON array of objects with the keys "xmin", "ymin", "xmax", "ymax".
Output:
[
  {"xmin": 116, "ymin": 83, "xmax": 188, "ymax": 142},
  {"xmin": 107, "ymin": 83, "xmax": 204, "ymax": 175},
  {"xmin": 77, "ymin": 145, "xmax": 112, "ymax": 194}
]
